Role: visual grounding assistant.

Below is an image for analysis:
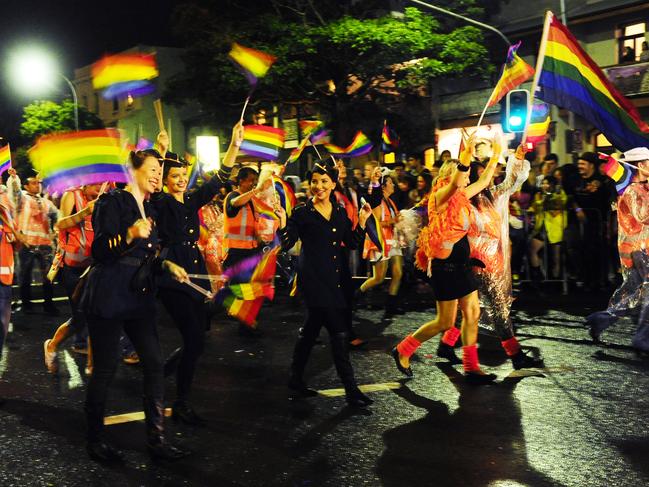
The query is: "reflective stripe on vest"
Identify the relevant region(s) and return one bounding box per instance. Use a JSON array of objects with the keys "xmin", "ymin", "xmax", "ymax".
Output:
[
  {"xmin": 224, "ymin": 198, "xmax": 257, "ymax": 250},
  {"xmin": 19, "ymin": 194, "xmax": 52, "ymax": 246},
  {"xmin": 62, "ymin": 190, "xmax": 93, "ymax": 267},
  {"xmin": 0, "ymin": 235, "xmax": 14, "ymax": 285}
]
